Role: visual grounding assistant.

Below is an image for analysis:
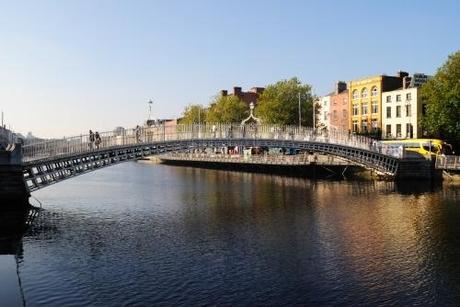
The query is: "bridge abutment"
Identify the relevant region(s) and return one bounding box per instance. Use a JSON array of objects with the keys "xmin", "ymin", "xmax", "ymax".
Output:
[
  {"xmin": 395, "ymin": 158, "xmax": 441, "ymax": 180},
  {"xmin": 0, "ymin": 144, "xmax": 30, "ymax": 210}
]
